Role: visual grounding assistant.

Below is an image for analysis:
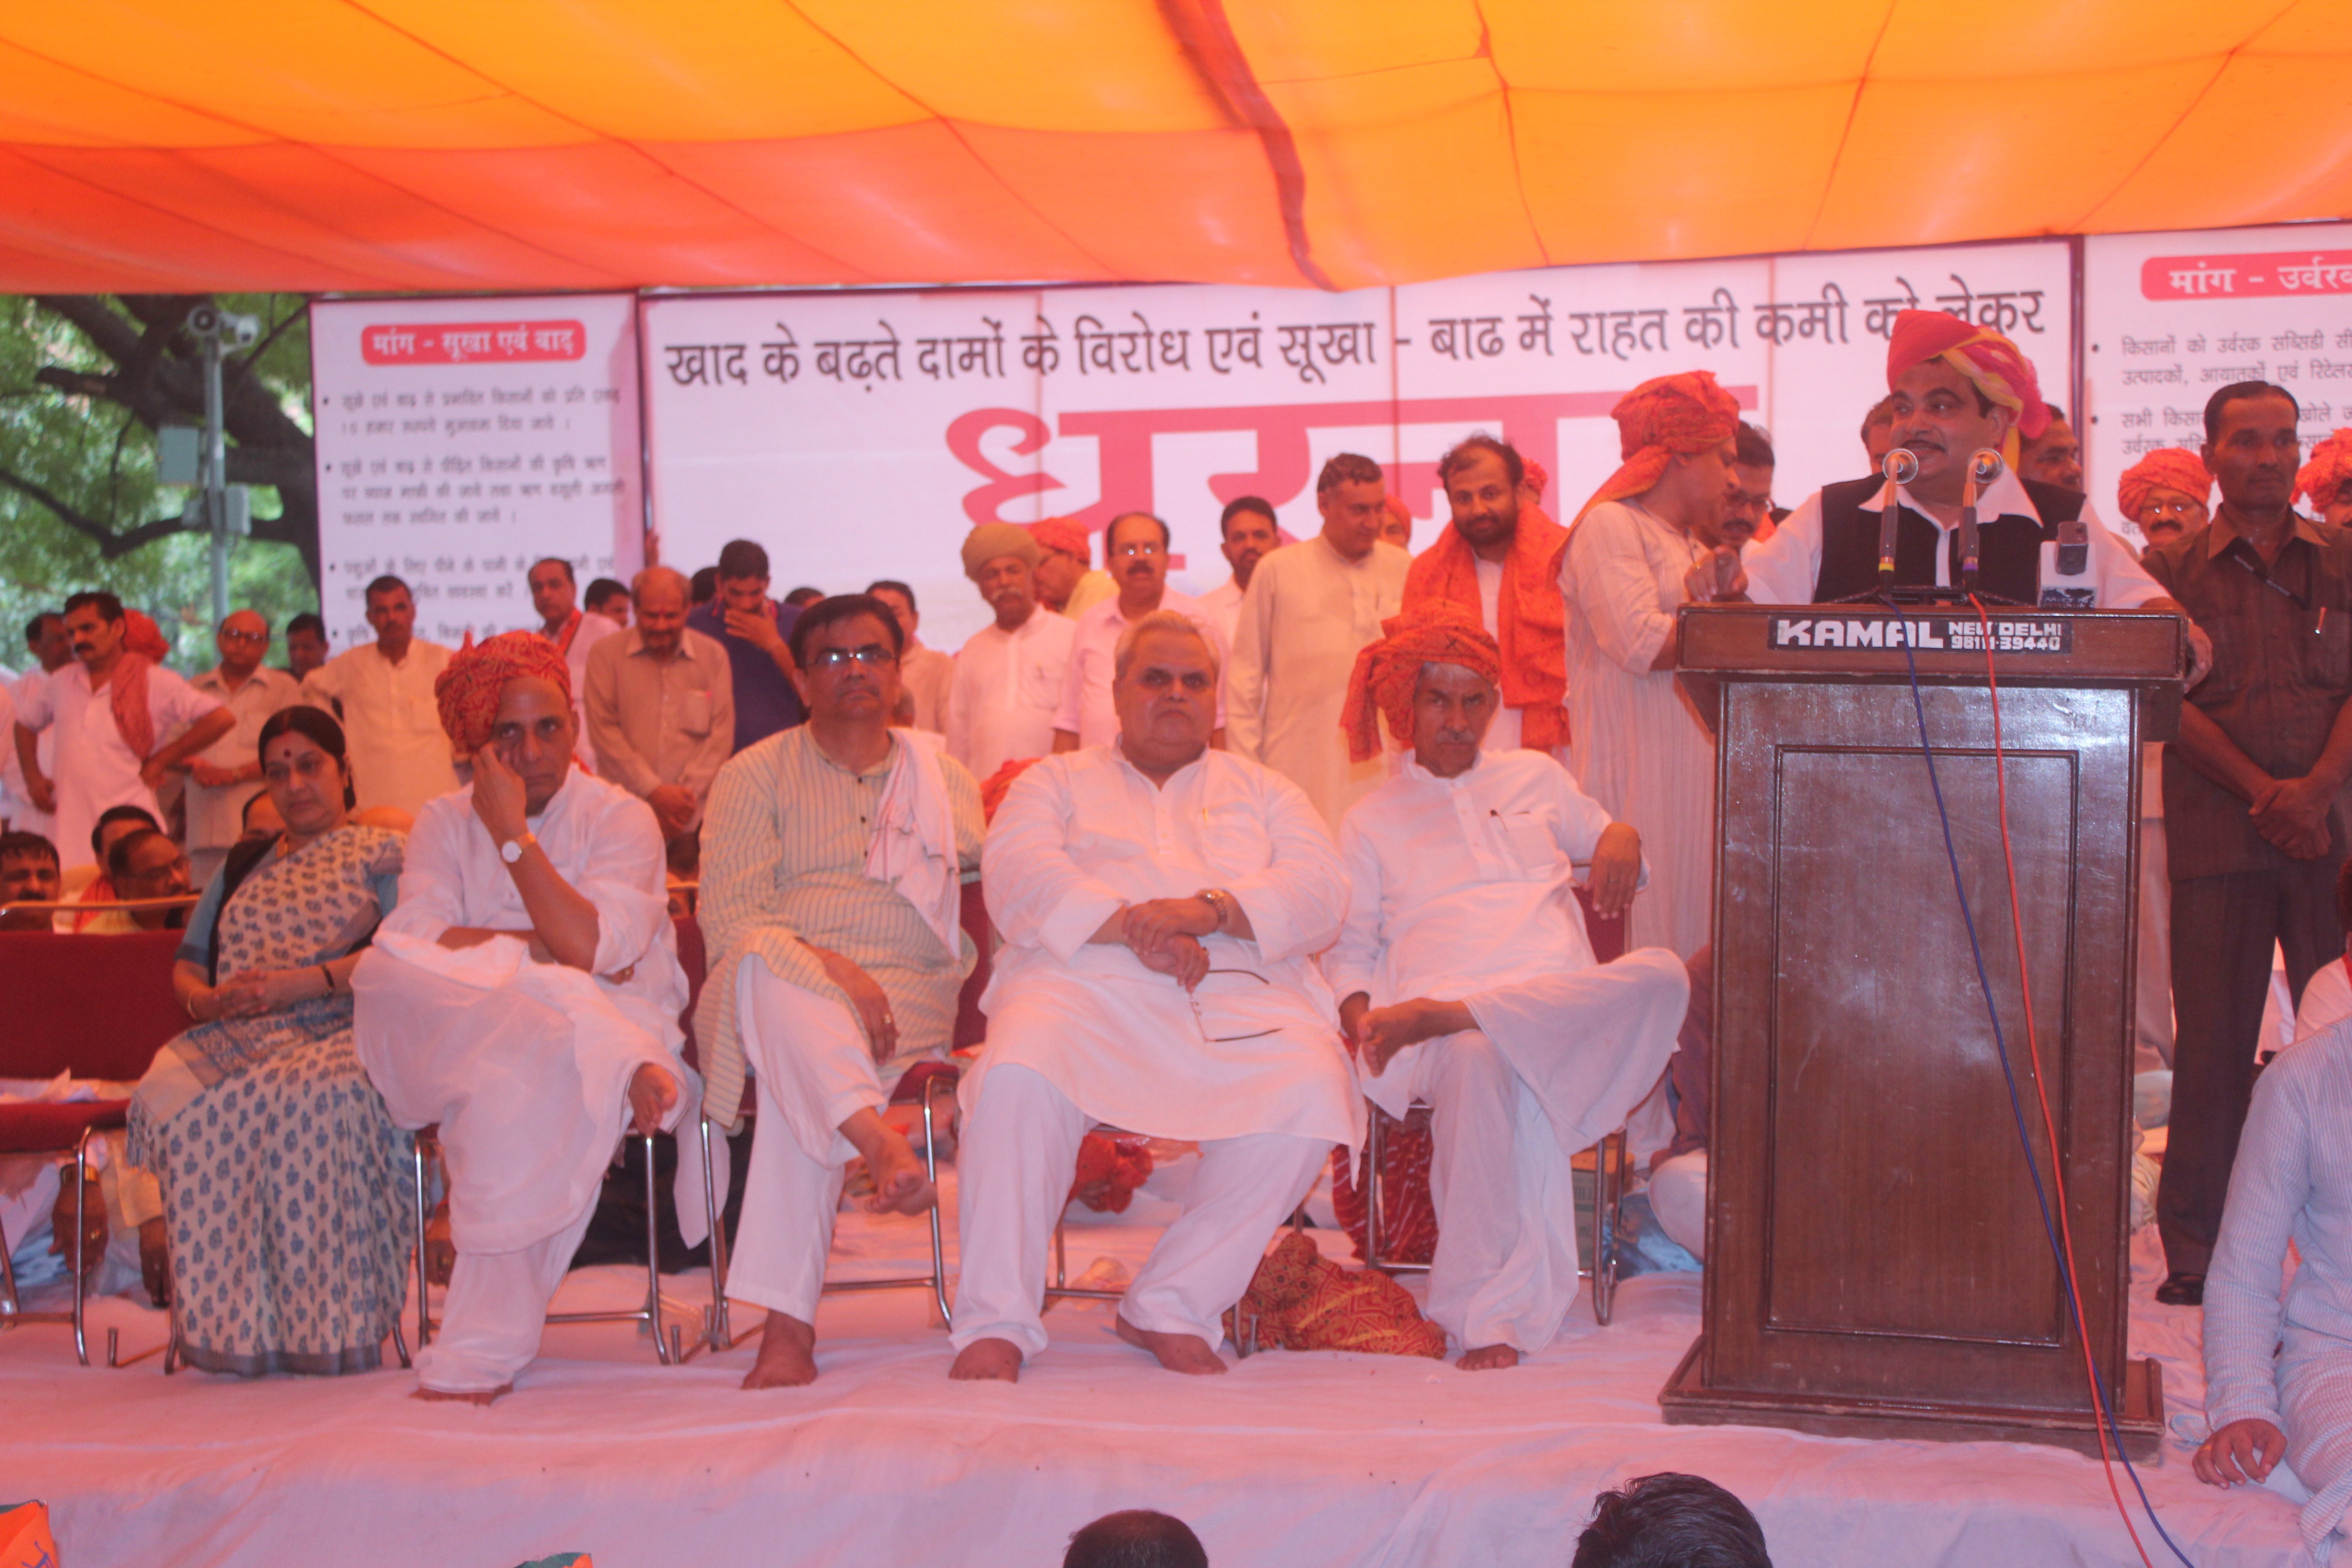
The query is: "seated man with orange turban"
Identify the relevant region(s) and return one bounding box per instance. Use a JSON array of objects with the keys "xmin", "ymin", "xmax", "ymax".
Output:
[
  {"xmin": 2119, "ymin": 448, "xmax": 2214, "ymax": 551},
  {"xmin": 353, "ymin": 631, "xmax": 699, "ymax": 1402},
  {"xmin": 1743, "ymin": 312, "xmax": 2203, "ymax": 661},
  {"xmin": 1331, "ymin": 607, "xmax": 1687, "ymax": 1368},
  {"xmin": 1025, "ymin": 517, "xmax": 1116, "ymax": 619},
  {"xmin": 2298, "ymin": 430, "xmax": 2352, "ymax": 530}
]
